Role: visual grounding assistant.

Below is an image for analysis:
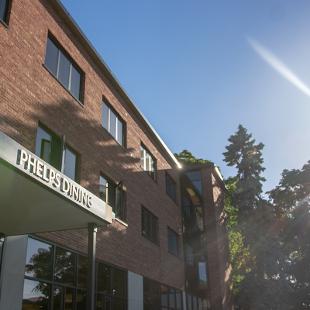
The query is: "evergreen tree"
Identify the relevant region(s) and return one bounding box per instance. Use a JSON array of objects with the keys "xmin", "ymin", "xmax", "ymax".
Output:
[
  {"xmin": 223, "ymin": 125, "xmax": 269, "ymax": 308},
  {"xmin": 223, "ymin": 124, "xmax": 265, "ymax": 212}
]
